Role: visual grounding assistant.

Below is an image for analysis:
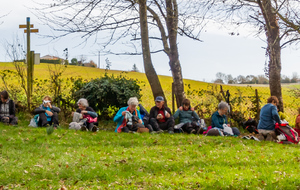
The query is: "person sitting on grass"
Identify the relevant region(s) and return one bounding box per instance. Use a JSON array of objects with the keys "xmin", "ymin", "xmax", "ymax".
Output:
[
  {"xmin": 74, "ymin": 98, "xmax": 98, "ymax": 132},
  {"xmin": 211, "ymin": 101, "xmax": 240, "ymax": 136},
  {"xmin": 294, "ymin": 108, "xmax": 300, "ymax": 134},
  {"xmin": 149, "ymin": 96, "xmax": 175, "ymax": 134},
  {"xmin": 114, "ymin": 97, "xmax": 145, "ymax": 133},
  {"xmin": 34, "ymin": 95, "xmax": 60, "ymax": 129},
  {"xmin": 257, "ymin": 96, "xmax": 281, "ymax": 141},
  {"xmin": 0, "ymin": 90, "xmax": 18, "ymax": 125},
  {"xmin": 173, "ymin": 98, "xmax": 200, "ymax": 134}
]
